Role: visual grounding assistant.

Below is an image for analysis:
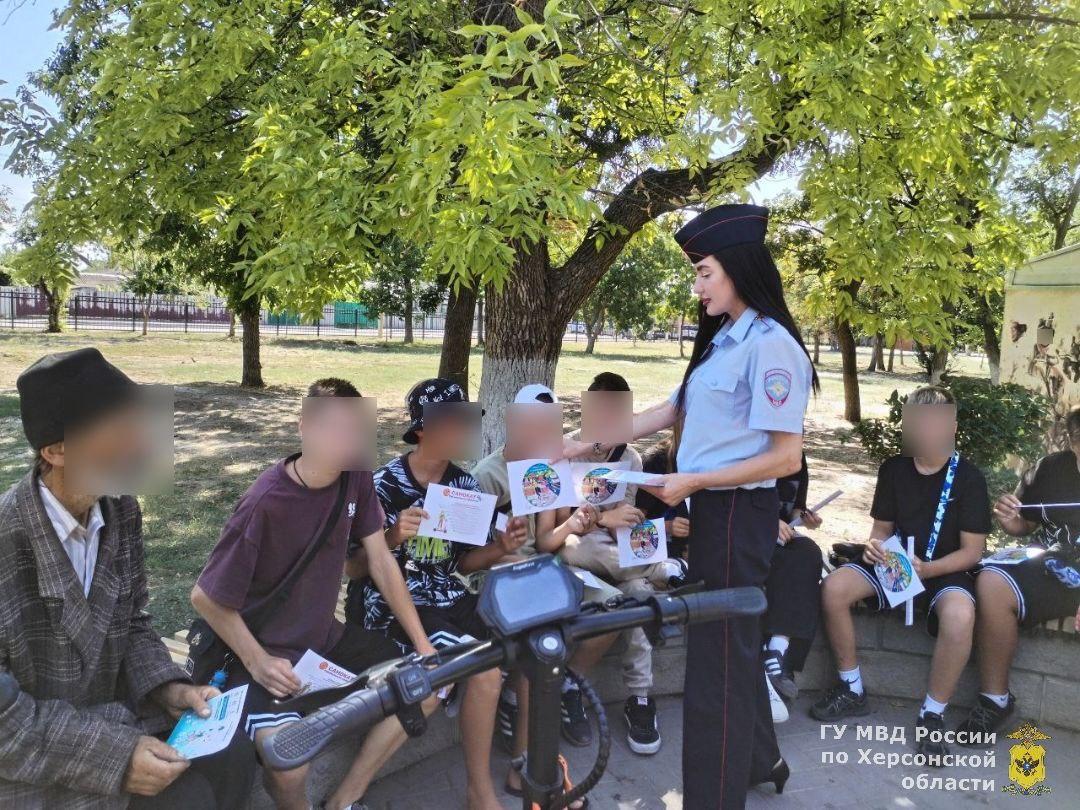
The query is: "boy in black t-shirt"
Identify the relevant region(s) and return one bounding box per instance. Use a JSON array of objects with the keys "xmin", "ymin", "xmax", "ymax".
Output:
[
  {"xmin": 343, "ymin": 379, "xmax": 529, "ymax": 810},
  {"xmin": 956, "ymin": 406, "xmax": 1080, "ymax": 740},
  {"xmin": 811, "ymin": 387, "xmax": 991, "ymax": 760}
]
